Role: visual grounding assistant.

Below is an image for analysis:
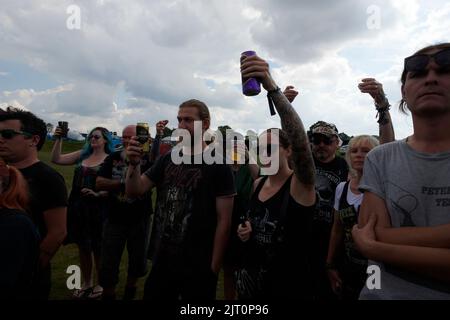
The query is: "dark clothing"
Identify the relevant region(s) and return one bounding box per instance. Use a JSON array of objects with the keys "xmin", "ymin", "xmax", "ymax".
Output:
[
  {"xmin": 236, "ymin": 175, "xmax": 315, "ymax": 299},
  {"xmin": 98, "ymin": 150, "xmax": 154, "ymax": 288},
  {"xmin": 65, "ymin": 163, "xmax": 104, "ymax": 253},
  {"xmin": 144, "ymin": 153, "xmax": 236, "ymax": 299},
  {"xmin": 19, "ymin": 161, "xmax": 68, "ymax": 239},
  {"xmin": 0, "ymin": 209, "xmax": 40, "ymax": 300},
  {"xmin": 98, "ymin": 151, "xmax": 153, "ymax": 224},
  {"xmin": 311, "ymin": 156, "xmax": 349, "ymax": 300},
  {"xmin": 224, "ymin": 165, "xmax": 254, "ymax": 266},
  {"xmin": 99, "ymin": 215, "xmax": 151, "ymax": 287},
  {"xmin": 19, "ymin": 161, "xmax": 68, "ymax": 299},
  {"xmin": 336, "ymin": 181, "xmax": 367, "ymax": 300},
  {"xmin": 143, "ymin": 249, "xmax": 218, "ymax": 300}
]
